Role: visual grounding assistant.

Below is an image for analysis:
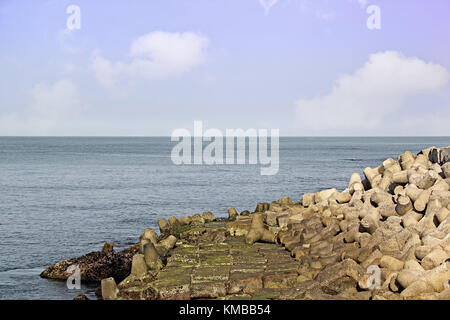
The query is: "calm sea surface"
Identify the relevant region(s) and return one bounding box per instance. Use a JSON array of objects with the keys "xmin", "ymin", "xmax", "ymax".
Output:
[{"xmin": 0, "ymin": 137, "xmax": 449, "ymax": 299}]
